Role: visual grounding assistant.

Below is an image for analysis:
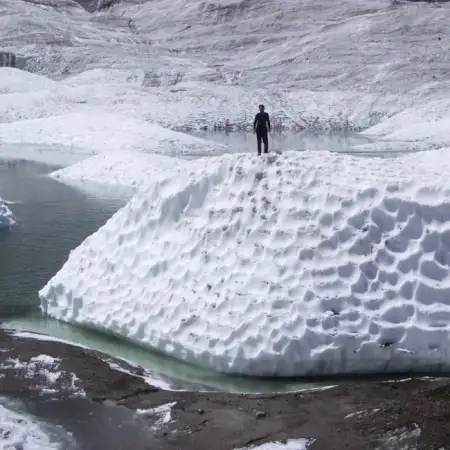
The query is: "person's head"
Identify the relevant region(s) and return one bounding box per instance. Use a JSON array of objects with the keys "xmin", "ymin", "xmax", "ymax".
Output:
[{"xmin": 259, "ymin": 104, "xmax": 265, "ymax": 112}]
